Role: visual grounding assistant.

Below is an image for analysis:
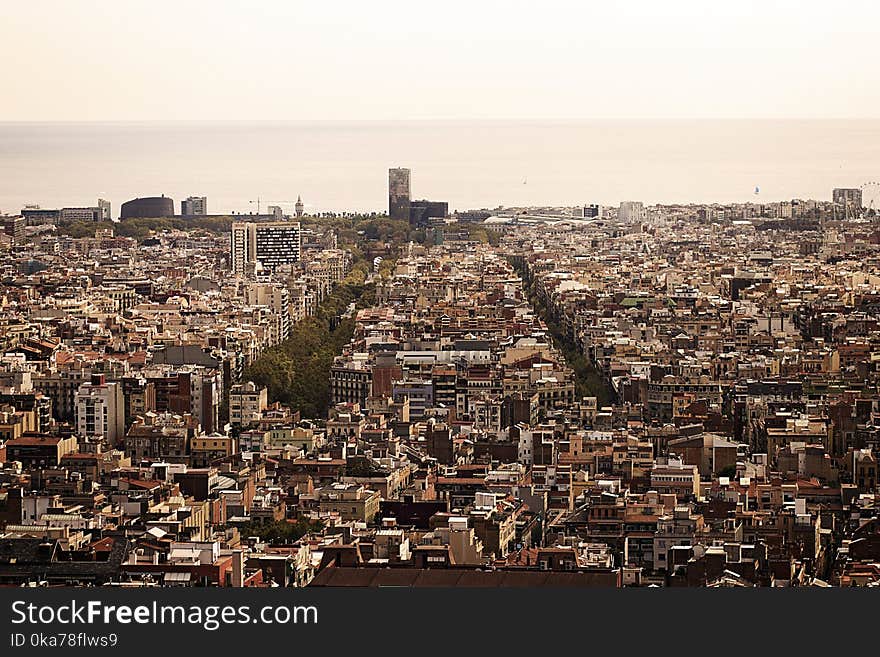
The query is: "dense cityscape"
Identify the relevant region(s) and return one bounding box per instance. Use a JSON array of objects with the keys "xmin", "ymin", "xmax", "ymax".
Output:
[{"xmin": 0, "ymin": 173, "xmax": 878, "ymax": 589}]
